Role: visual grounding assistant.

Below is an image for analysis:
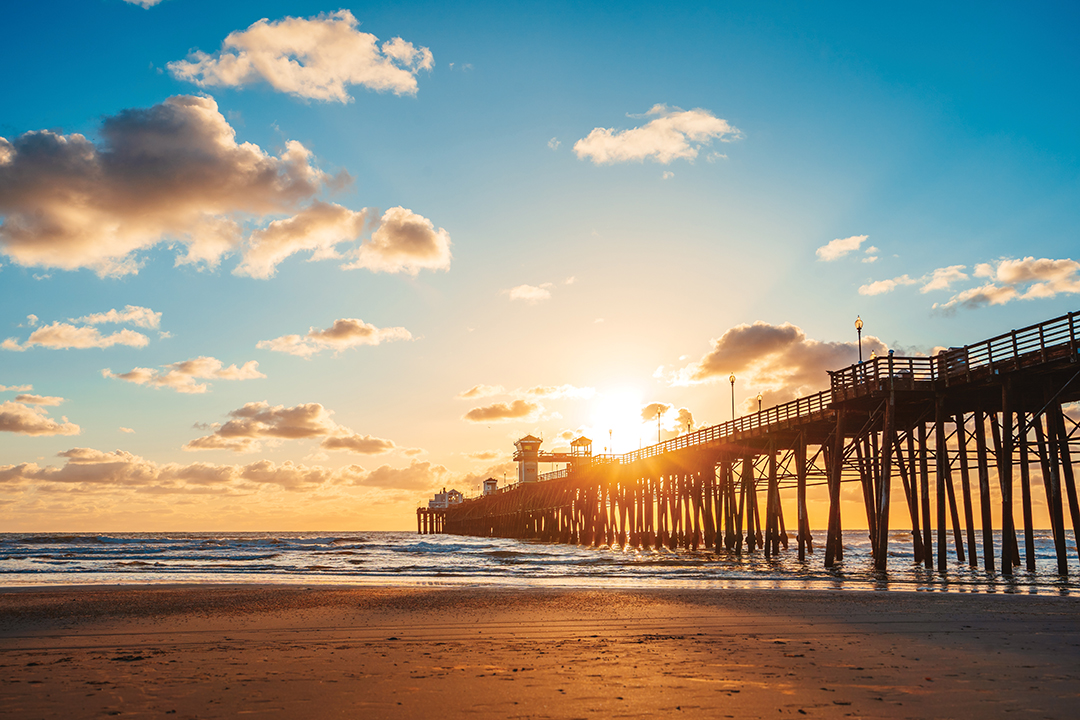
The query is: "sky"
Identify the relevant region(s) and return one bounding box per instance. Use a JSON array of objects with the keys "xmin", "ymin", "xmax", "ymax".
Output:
[{"xmin": 1, "ymin": 0, "xmax": 1078, "ymax": 532}]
